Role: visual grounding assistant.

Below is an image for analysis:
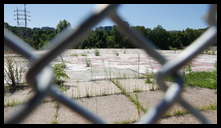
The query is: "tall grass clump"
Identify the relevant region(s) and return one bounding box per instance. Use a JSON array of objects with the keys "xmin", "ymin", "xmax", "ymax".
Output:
[
  {"xmin": 145, "ymin": 73, "xmax": 154, "ymax": 84},
  {"xmin": 184, "ymin": 71, "xmax": 217, "ymax": 89},
  {"xmin": 4, "ymin": 57, "xmax": 24, "ymax": 93},
  {"xmin": 182, "ymin": 62, "xmax": 217, "ymax": 89},
  {"xmin": 144, "ymin": 58, "xmax": 159, "ymax": 91},
  {"xmin": 164, "ymin": 62, "xmax": 217, "ymax": 89}
]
